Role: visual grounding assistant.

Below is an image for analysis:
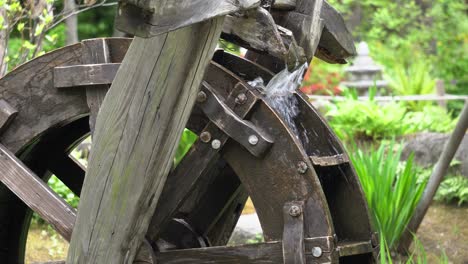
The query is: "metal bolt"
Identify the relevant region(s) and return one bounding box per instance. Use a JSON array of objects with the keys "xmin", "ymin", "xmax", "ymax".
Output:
[
  {"xmin": 297, "ymin": 161, "xmax": 308, "ymax": 174},
  {"xmin": 288, "ymin": 205, "xmax": 302, "ymax": 217},
  {"xmin": 235, "ymin": 93, "xmax": 248, "ymax": 105},
  {"xmin": 200, "ymin": 131, "xmax": 212, "ymax": 143},
  {"xmin": 197, "ymin": 91, "xmax": 207, "ymax": 103},
  {"xmin": 211, "ymin": 139, "xmax": 221, "ymax": 150},
  {"xmin": 312, "ymin": 247, "xmax": 322, "ymax": 258},
  {"xmin": 248, "ymin": 135, "xmax": 259, "ymax": 146}
]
